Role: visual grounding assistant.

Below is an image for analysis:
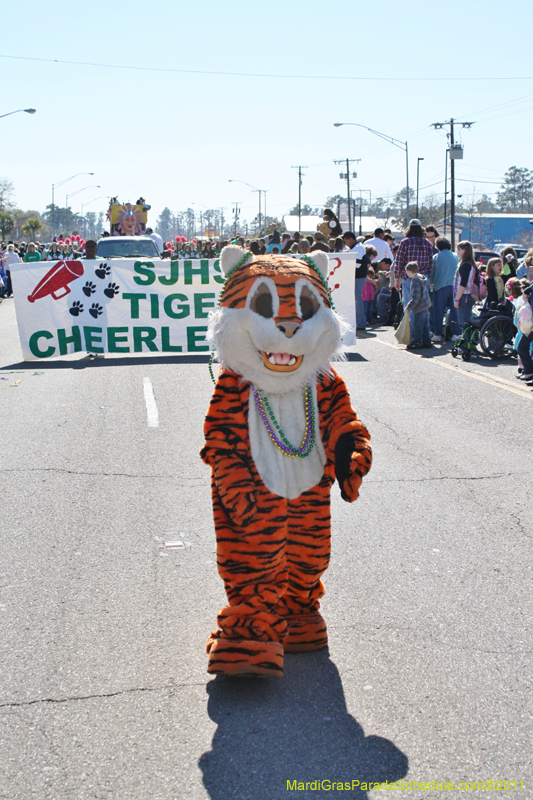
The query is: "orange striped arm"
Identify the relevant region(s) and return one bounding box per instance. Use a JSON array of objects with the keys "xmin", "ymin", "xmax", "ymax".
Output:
[
  {"xmin": 317, "ymin": 367, "xmax": 372, "ymax": 502},
  {"xmin": 200, "ymin": 371, "xmax": 258, "ymax": 526}
]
